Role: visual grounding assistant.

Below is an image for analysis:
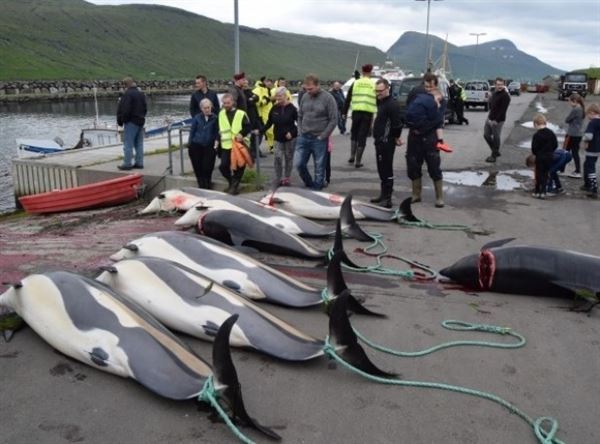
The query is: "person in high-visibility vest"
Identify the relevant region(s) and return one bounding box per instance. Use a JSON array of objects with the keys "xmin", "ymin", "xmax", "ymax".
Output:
[
  {"xmin": 449, "ymin": 79, "xmax": 469, "ymax": 125},
  {"xmin": 217, "ymin": 93, "xmax": 251, "ymax": 195},
  {"xmin": 253, "ymin": 77, "xmax": 274, "ymax": 152},
  {"xmin": 342, "ymin": 63, "xmax": 377, "ymax": 168}
]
